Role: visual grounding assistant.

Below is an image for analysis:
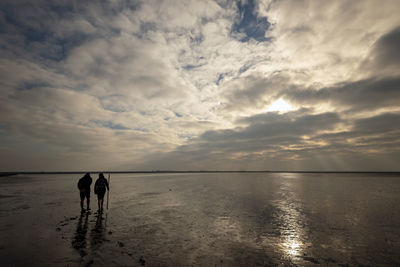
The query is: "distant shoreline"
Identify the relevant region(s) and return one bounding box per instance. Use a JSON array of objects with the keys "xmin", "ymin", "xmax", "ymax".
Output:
[{"xmin": 1, "ymin": 170, "xmax": 400, "ymax": 177}]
